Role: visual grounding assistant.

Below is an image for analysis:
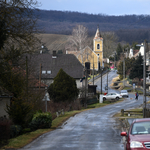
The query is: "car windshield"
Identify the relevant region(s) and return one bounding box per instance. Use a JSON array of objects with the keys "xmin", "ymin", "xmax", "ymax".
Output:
[{"xmin": 131, "ymin": 122, "xmax": 150, "ymax": 135}]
